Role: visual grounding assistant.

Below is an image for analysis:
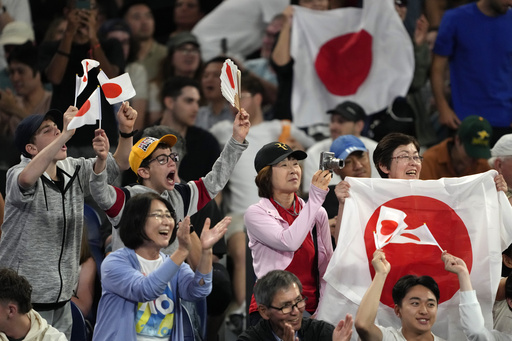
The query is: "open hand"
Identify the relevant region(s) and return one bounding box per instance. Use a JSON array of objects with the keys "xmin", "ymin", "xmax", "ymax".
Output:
[{"xmin": 199, "ymin": 216, "xmax": 231, "ymax": 250}]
